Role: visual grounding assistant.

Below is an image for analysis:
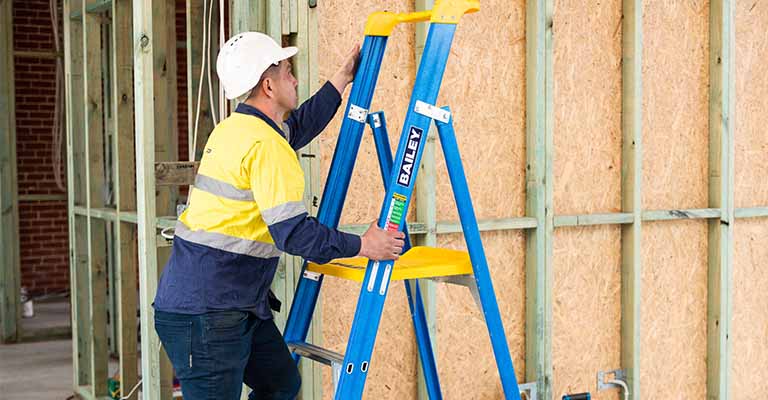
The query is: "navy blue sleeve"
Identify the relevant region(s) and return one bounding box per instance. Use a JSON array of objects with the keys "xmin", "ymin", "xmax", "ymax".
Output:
[
  {"xmin": 268, "ymin": 212, "xmax": 361, "ymax": 264},
  {"xmin": 284, "ymin": 81, "xmax": 343, "ymax": 150}
]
